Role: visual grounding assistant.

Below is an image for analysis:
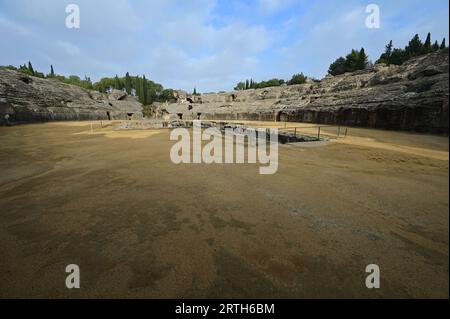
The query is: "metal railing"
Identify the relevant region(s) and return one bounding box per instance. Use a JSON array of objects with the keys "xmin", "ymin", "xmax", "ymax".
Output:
[{"xmin": 279, "ymin": 125, "xmax": 348, "ymax": 141}]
